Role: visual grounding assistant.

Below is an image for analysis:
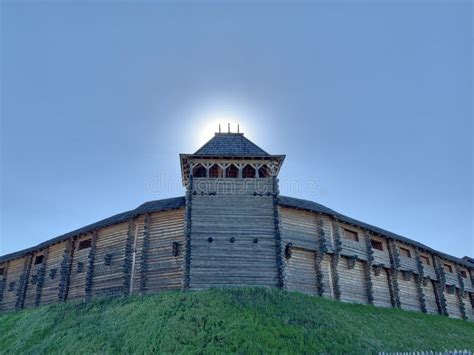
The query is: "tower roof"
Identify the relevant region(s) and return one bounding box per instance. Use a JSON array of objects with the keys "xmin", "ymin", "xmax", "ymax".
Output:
[{"xmin": 194, "ymin": 133, "xmax": 269, "ymax": 157}]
